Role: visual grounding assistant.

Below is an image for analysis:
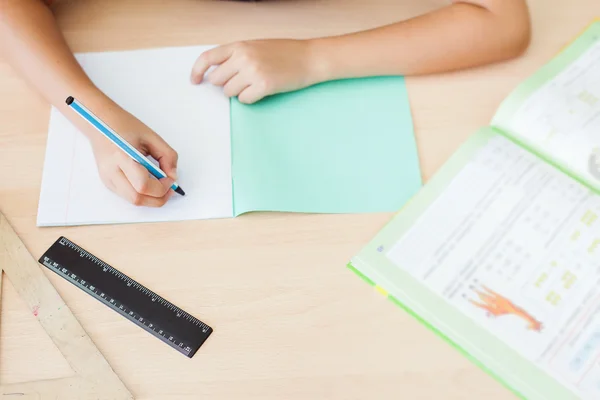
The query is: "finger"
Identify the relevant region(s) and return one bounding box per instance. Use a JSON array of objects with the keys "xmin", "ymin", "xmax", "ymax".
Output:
[
  {"xmin": 206, "ymin": 58, "xmax": 239, "ymax": 87},
  {"xmin": 190, "ymin": 45, "xmax": 234, "ymax": 84},
  {"xmin": 119, "ymin": 156, "xmax": 173, "ymax": 197},
  {"xmin": 111, "ymin": 168, "xmax": 173, "ymax": 207},
  {"xmin": 141, "ymin": 134, "xmax": 179, "ymax": 180},
  {"xmin": 223, "ymin": 73, "xmax": 251, "ymax": 98},
  {"xmin": 238, "ymin": 84, "xmax": 267, "ymax": 104}
]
